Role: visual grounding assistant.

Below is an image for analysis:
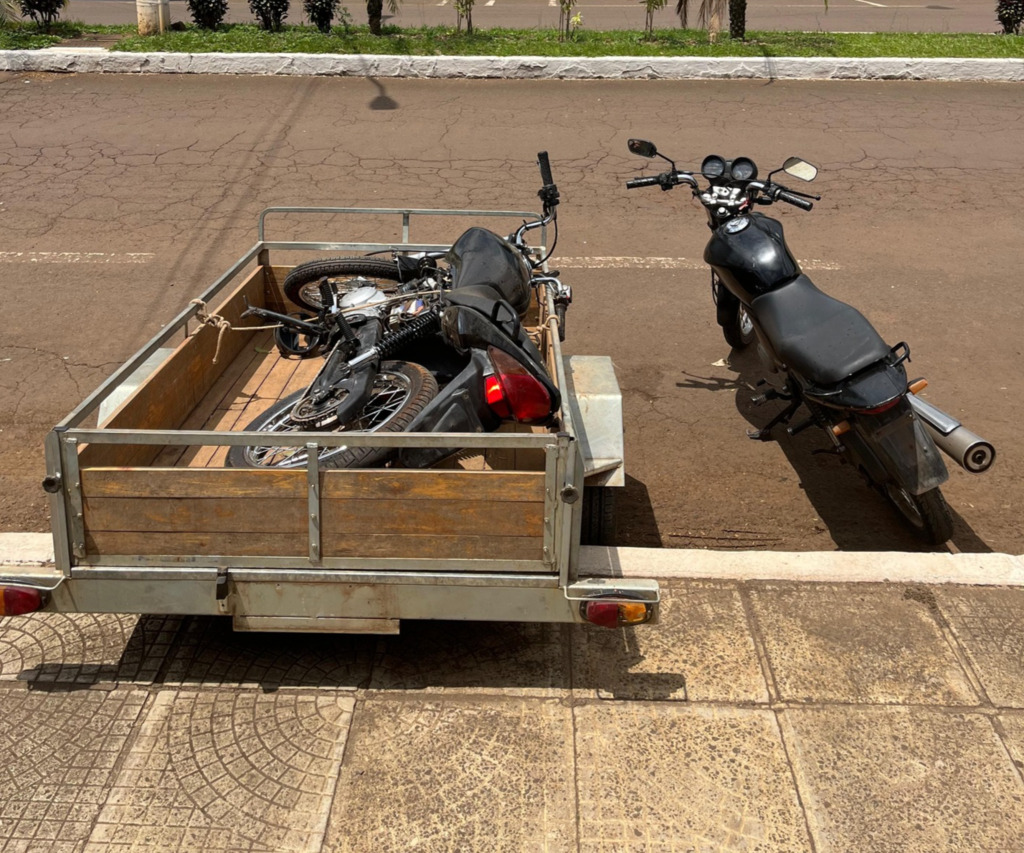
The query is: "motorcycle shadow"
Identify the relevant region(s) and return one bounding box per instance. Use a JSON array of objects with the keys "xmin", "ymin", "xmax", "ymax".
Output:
[{"xmin": 723, "ymin": 346, "xmax": 990, "ymax": 553}]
